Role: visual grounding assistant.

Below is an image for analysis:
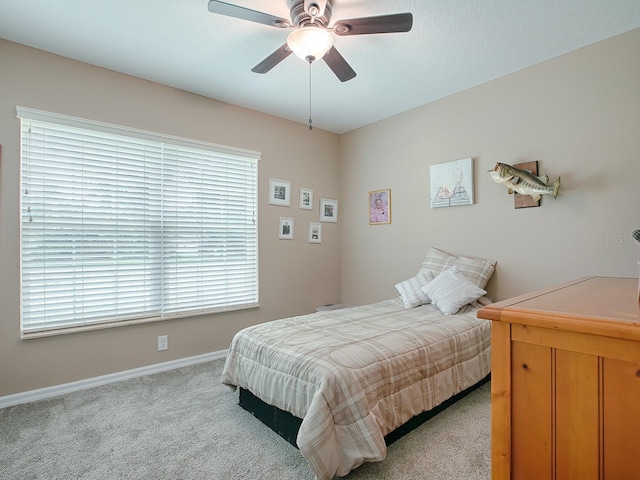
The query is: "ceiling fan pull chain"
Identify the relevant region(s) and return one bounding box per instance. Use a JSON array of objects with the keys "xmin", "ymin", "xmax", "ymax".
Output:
[{"xmin": 308, "ymin": 59, "xmax": 313, "ymax": 131}]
